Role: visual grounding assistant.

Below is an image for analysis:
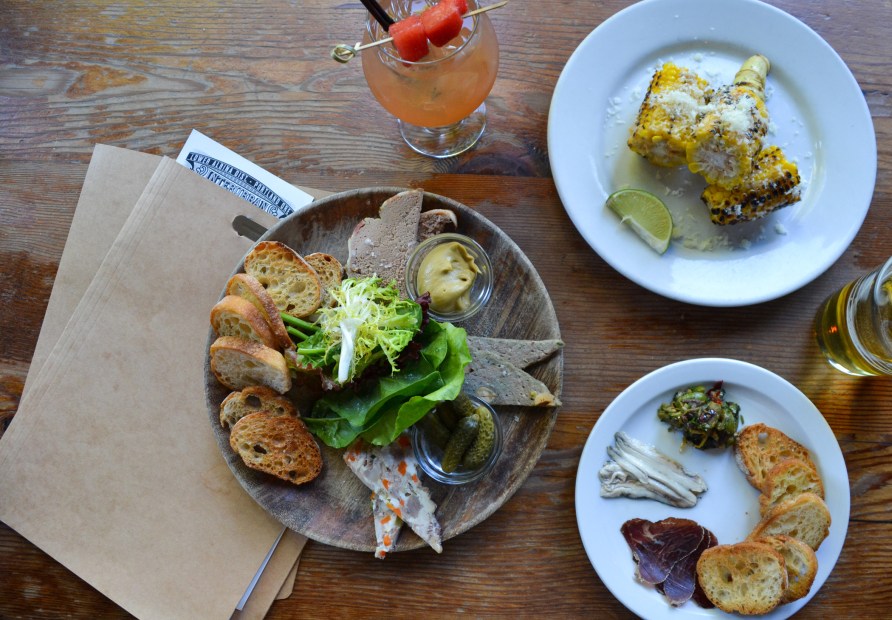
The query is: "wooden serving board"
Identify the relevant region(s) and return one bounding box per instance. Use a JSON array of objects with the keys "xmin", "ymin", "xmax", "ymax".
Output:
[{"xmin": 204, "ymin": 187, "xmax": 563, "ymax": 553}]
